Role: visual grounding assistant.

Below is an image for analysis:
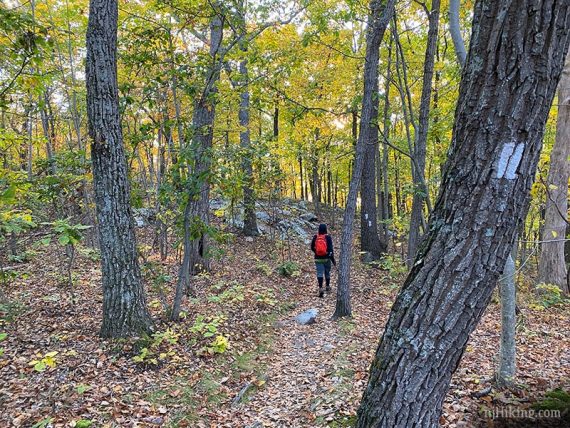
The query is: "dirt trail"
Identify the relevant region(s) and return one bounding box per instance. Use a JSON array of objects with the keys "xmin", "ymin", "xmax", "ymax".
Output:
[{"xmin": 229, "ymin": 268, "xmax": 388, "ymax": 428}]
